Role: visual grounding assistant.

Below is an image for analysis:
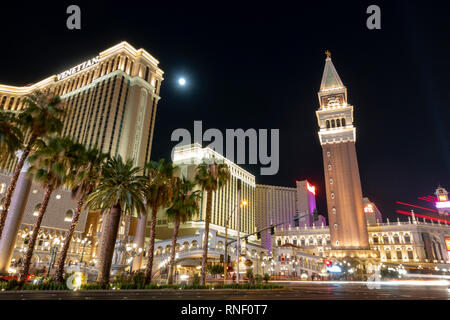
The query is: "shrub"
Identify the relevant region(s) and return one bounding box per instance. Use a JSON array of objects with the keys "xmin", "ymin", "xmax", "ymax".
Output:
[
  {"xmin": 191, "ymin": 273, "xmax": 200, "ymax": 286},
  {"xmin": 206, "ymin": 264, "xmax": 224, "ymax": 275},
  {"xmin": 255, "ymin": 274, "xmax": 263, "ymax": 284},
  {"xmin": 263, "ymin": 273, "xmax": 270, "ymax": 283}
]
